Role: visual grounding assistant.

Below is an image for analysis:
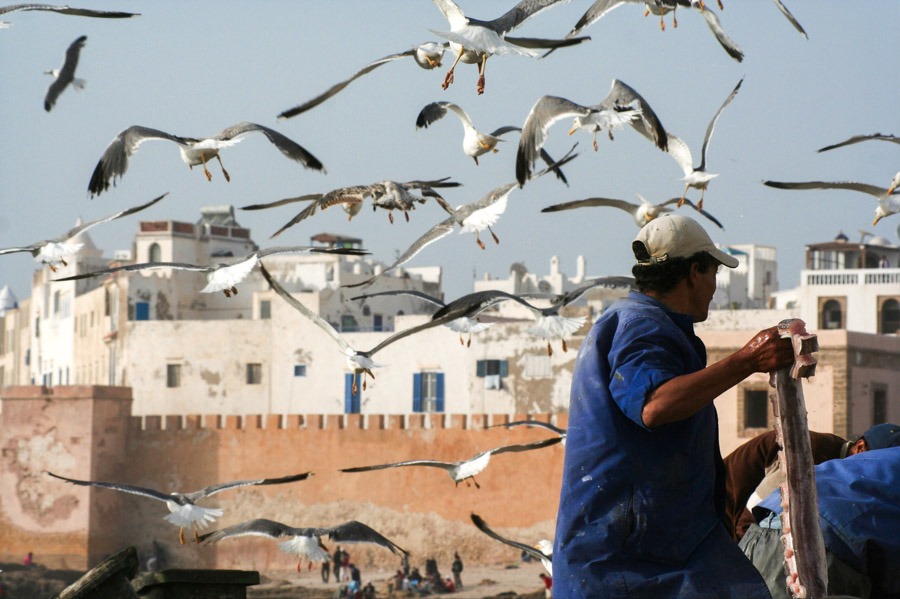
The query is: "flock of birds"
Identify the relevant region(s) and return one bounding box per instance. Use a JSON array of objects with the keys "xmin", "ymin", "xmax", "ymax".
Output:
[{"xmin": 2, "ymin": 0, "xmax": 898, "ymax": 578}]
